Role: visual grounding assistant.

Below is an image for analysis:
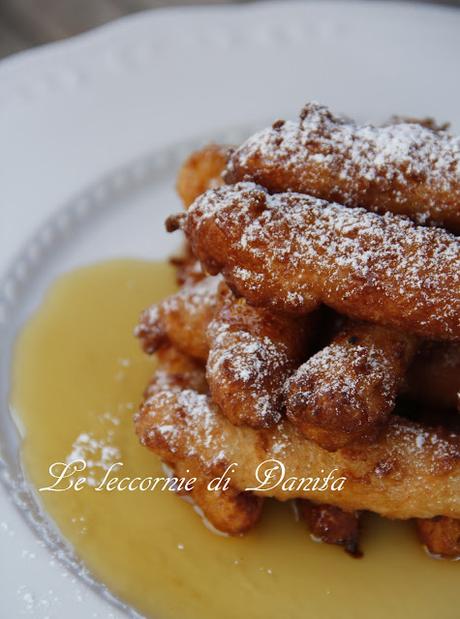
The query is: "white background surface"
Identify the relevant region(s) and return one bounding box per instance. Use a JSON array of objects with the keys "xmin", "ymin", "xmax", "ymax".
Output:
[{"xmin": 1, "ymin": 1, "xmax": 460, "ymax": 616}]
